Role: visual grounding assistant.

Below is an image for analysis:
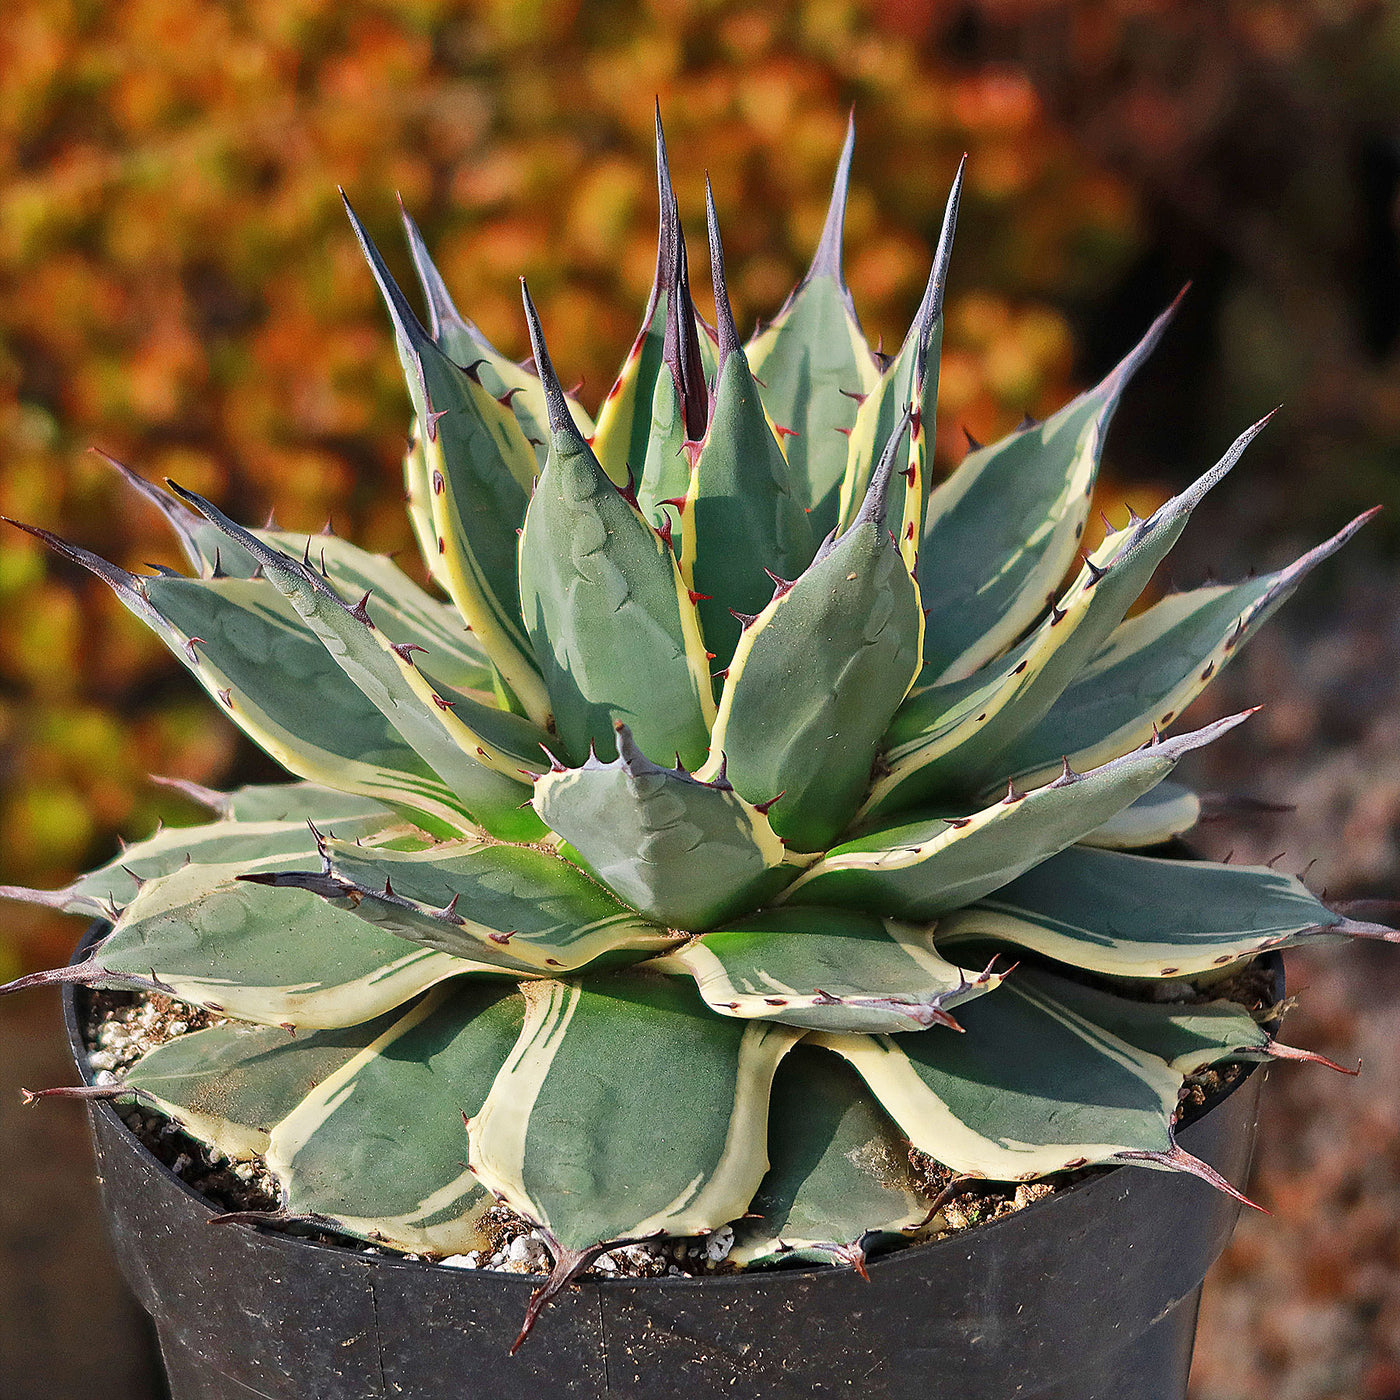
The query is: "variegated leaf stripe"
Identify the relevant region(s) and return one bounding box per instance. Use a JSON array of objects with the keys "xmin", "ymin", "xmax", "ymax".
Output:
[
  {"xmin": 652, "ymin": 904, "xmax": 1002, "ymax": 1034},
  {"xmin": 345, "ymin": 197, "xmax": 552, "ymax": 725},
  {"xmin": 402, "ymin": 425, "xmax": 443, "ymax": 584},
  {"xmin": 728, "ymin": 1045, "xmax": 929, "ymax": 1268},
  {"xmin": 679, "ymin": 187, "xmax": 815, "ymax": 671},
  {"xmin": 266, "ymin": 985, "xmax": 525, "ymax": 1254},
  {"xmin": 744, "ymin": 114, "xmax": 881, "ymax": 540},
  {"xmin": 699, "ymin": 413, "xmax": 922, "ymax": 852},
  {"xmin": 468, "ymin": 972, "xmax": 804, "ymax": 1252},
  {"xmin": 932, "ymin": 844, "xmax": 1397, "ymax": 978},
  {"xmin": 107, "ymin": 1015, "xmax": 404, "ymax": 1162},
  {"xmin": 399, "ymin": 204, "xmax": 594, "ymax": 463},
  {"xmin": 63, "ymin": 862, "xmax": 509, "ymax": 1028},
  {"xmin": 170, "ymin": 486, "xmax": 549, "ymax": 843},
  {"xmin": 166, "ymin": 780, "xmax": 393, "ymax": 825},
  {"xmin": 783, "ymin": 714, "xmax": 1250, "ymax": 920},
  {"xmin": 918, "ymin": 294, "xmax": 1182, "ymax": 684},
  {"xmin": 517, "ymin": 284, "xmax": 715, "ymax": 770},
  {"xmin": 275, "ymin": 834, "xmax": 681, "ymax": 975},
  {"xmin": 0, "ymin": 813, "xmax": 393, "ymax": 918},
  {"xmin": 866, "ymin": 416, "xmax": 1272, "ymax": 815},
  {"xmin": 590, "ymin": 294, "xmax": 670, "ymax": 493},
  {"xmin": 835, "ymin": 158, "xmax": 962, "ymax": 537},
  {"xmin": 1077, "ymin": 780, "xmax": 1202, "ymax": 849},
  {"xmin": 1012, "ymin": 968, "xmax": 1274, "ymax": 1075},
  {"xmin": 533, "ymin": 726, "xmax": 813, "ymax": 930},
  {"xmin": 814, "ymin": 977, "xmax": 1181, "ymax": 1179},
  {"xmin": 2, "ymin": 522, "xmax": 477, "ymax": 838},
  {"xmin": 994, "ymin": 508, "xmax": 1380, "ymax": 791}
]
